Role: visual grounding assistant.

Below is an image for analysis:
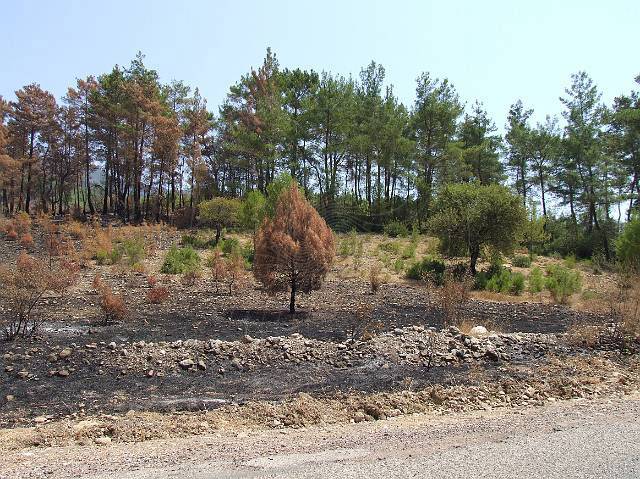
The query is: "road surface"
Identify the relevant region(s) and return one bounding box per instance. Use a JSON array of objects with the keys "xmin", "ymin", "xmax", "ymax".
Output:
[{"xmin": 2, "ymin": 395, "xmax": 639, "ymax": 478}]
